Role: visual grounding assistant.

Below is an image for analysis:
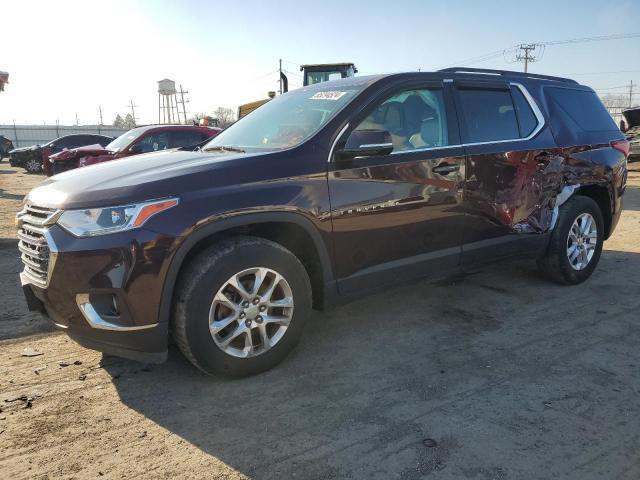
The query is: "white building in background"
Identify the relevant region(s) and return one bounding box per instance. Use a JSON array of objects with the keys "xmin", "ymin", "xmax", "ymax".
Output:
[{"xmin": 0, "ymin": 71, "xmax": 8, "ymax": 91}]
